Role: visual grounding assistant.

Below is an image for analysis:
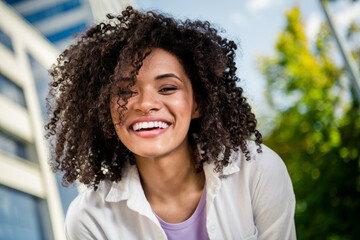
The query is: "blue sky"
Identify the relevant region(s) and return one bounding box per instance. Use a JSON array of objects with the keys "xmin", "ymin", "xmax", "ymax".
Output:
[{"xmin": 135, "ymin": 0, "xmax": 360, "ymax": 117}]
